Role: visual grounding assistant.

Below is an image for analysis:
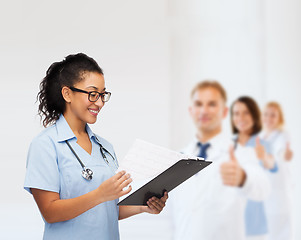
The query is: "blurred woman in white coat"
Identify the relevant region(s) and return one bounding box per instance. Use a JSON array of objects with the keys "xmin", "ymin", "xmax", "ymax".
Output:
[{"xmin": 260, "ymin": 101, "xmax": 294, "ymax": 240}]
